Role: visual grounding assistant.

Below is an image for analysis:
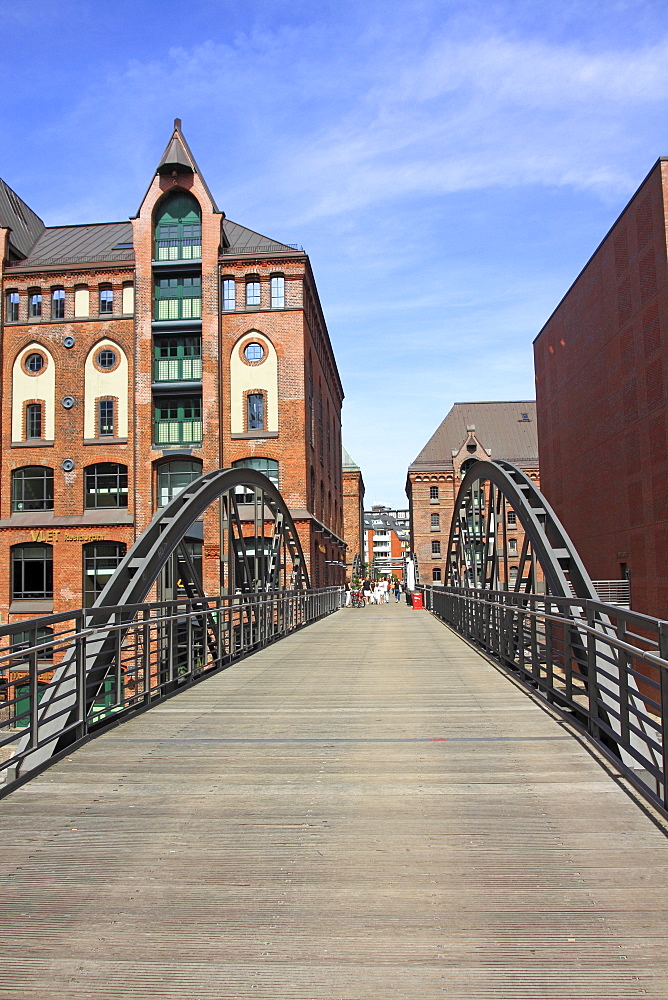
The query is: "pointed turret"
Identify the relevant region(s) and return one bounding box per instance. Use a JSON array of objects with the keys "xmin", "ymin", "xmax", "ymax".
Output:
[{"xmin": 156, "ymin": 119, "xmax": 194, "ymax": 176}]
